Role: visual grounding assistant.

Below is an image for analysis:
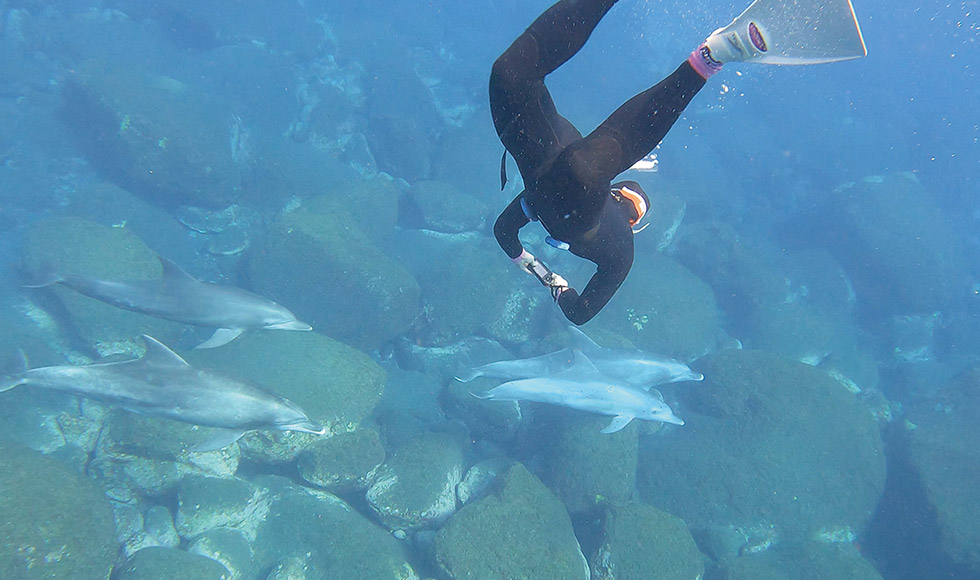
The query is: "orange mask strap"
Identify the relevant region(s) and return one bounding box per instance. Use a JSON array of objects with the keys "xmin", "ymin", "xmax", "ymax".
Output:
[{"xmin": 617, "ymin": 186, "xmax": 648, "ymax": 225}]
